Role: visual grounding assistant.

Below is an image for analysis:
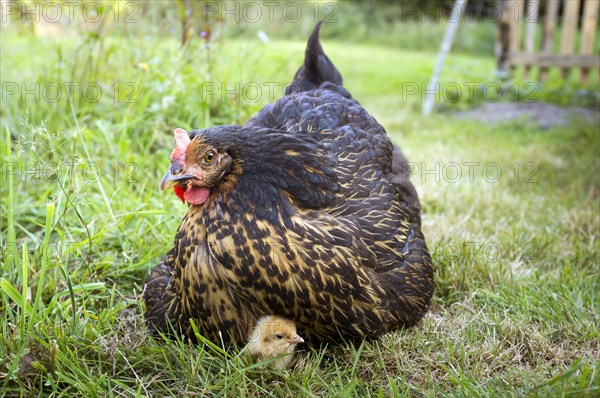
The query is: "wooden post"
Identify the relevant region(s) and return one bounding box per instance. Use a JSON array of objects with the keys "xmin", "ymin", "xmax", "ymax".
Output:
[
  {"xmin": 423, "ymin": 0, "xmax": 468, "ymax": 115},
  {"xmin": 523, "ymin": 0, "xmax": 540, "ymax": 80},
  {"xmin": 509, "ymin": 0, "xmax": 526, "ymax": 69},
  {"xmin": 560, "ymin": 0, "xmax": 582, "ymax": 79},
  {"xmin": 539, "ymin": 0, "xmax": 560, "ymax": 81},
  {"xmin": 580, "ymin": 0, "xmax": 600, "ymax": 83},
  {"xmin": 497, "ymin": 0, "xmax": 512, "ymax": 77}
]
